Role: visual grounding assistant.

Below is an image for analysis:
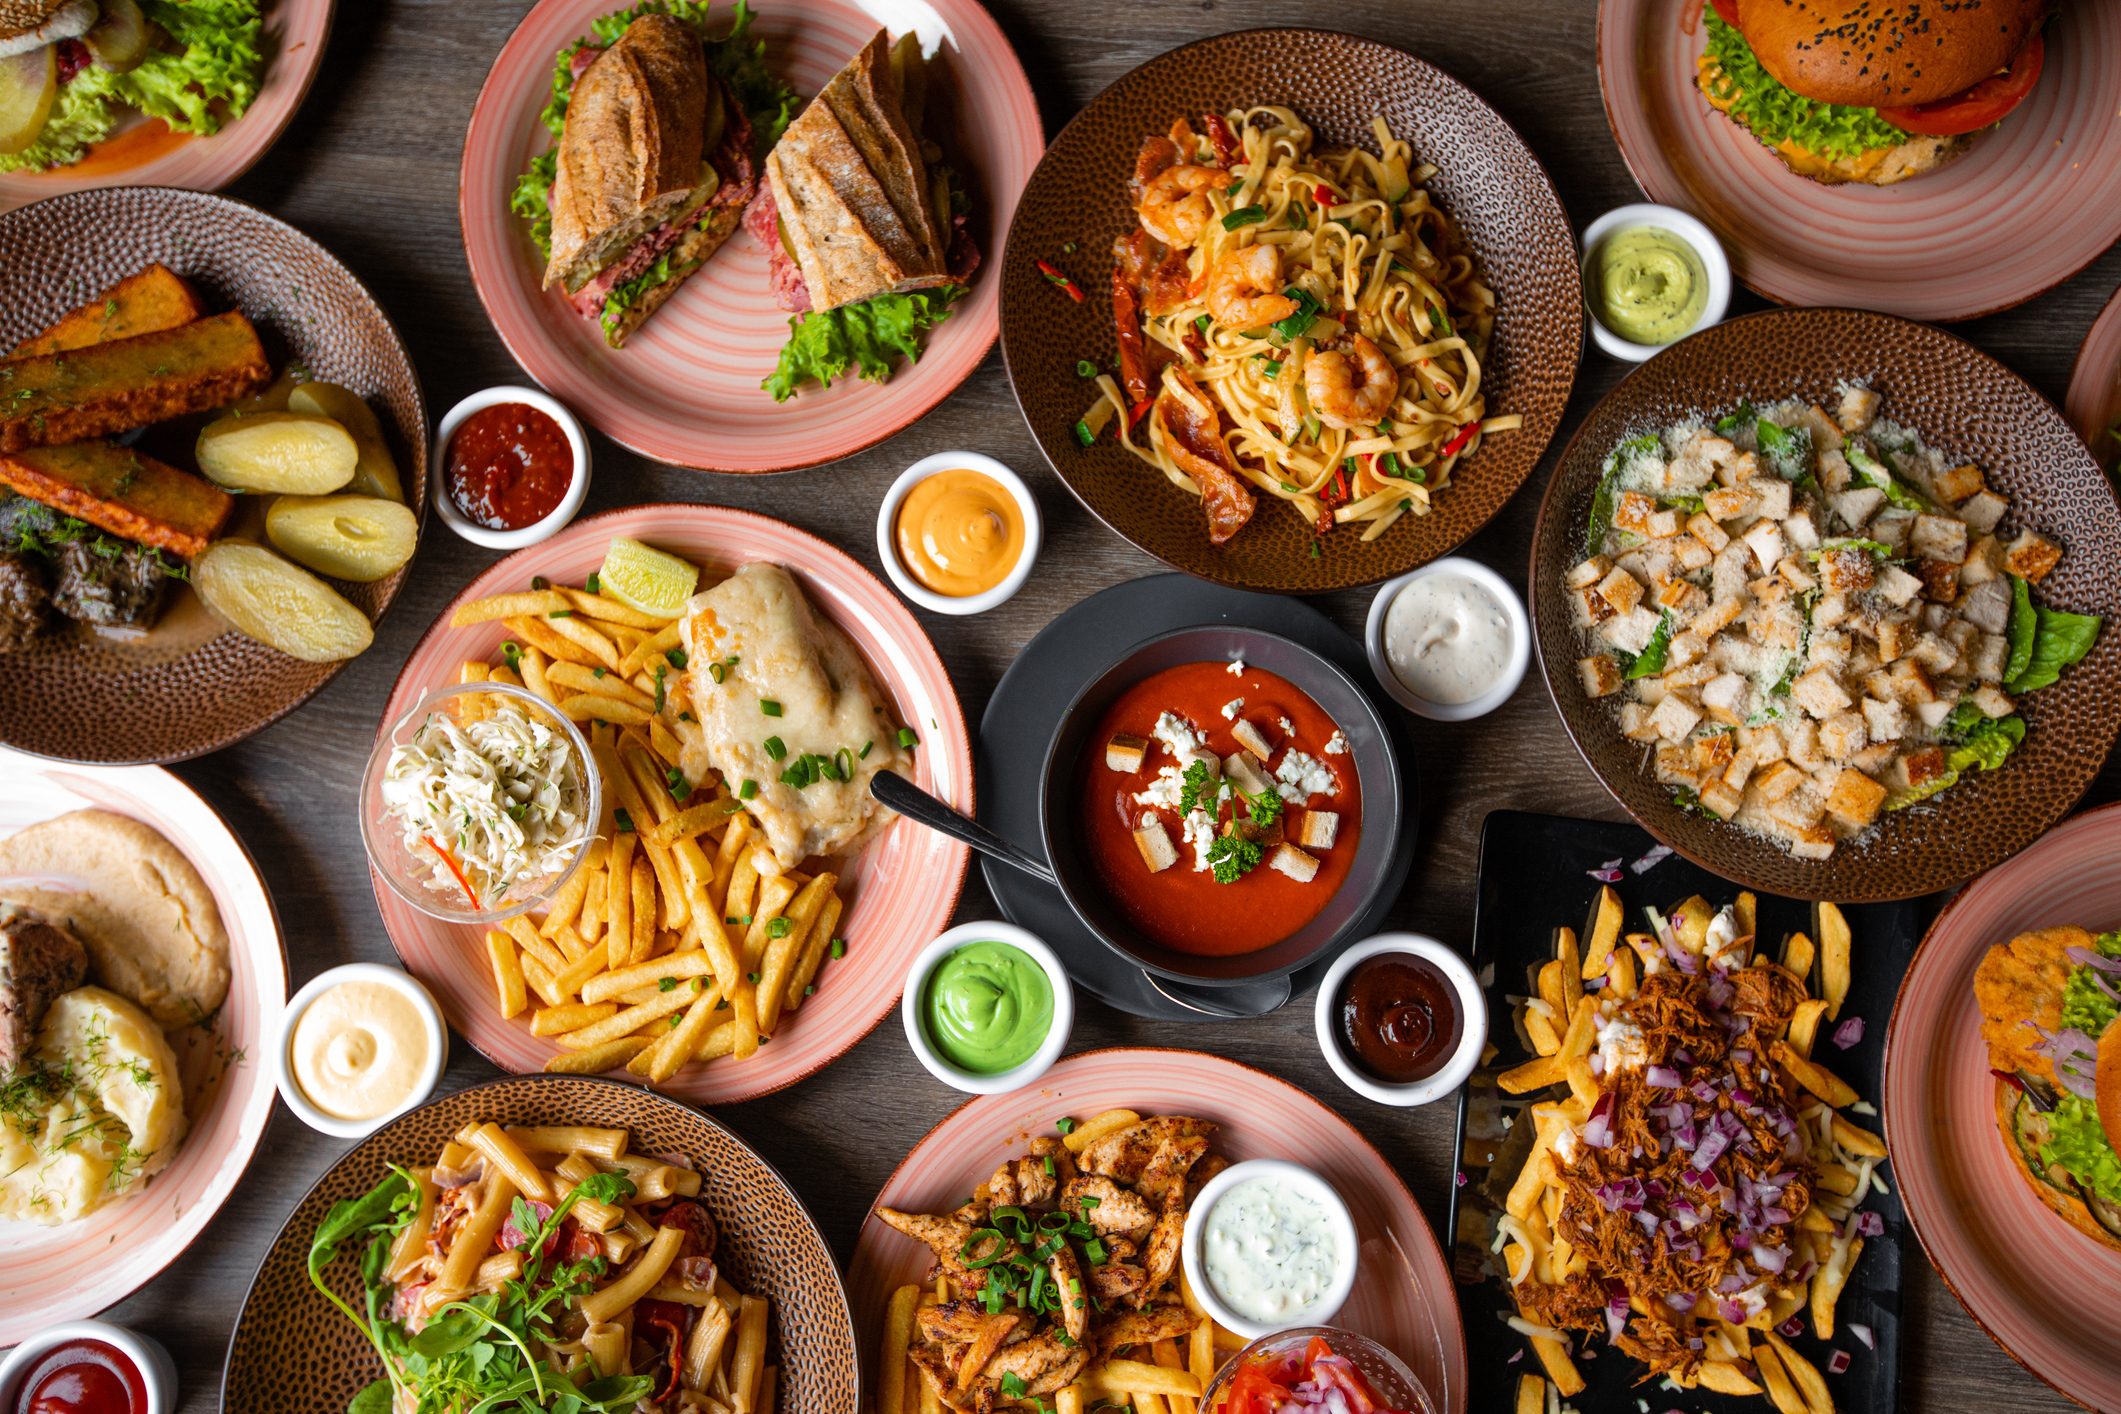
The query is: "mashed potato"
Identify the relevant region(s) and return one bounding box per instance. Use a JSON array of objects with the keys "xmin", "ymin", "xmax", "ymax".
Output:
[{"xmin": 0, "ymin": 986, "xmax": 186, "ymax": 1225}]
